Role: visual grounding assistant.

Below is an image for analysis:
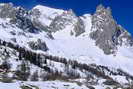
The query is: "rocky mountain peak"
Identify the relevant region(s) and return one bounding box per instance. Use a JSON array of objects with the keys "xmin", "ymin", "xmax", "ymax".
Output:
[
  {"xmin": 0, "ymin": 3, "xmax": 49, "ymax": 33},
  {"xmin": 96, "ymin": 4, "xmax": 105, "ymax": 12},
  {"xmin": 90, "ymin": 4, "xmax": 133, "ymax": 54},
  {"xmin": 49, "ymin": 8, "xmax": 85, "ymax": 37},
  {"xmin": 0, "ymin": 3, "xmax": 16, "ymax": 19},
  {"xmin": 96, "ymin": 4, "xmax": 112, "ymax": 16},
  {"xmin": 49, "ymin": 9, "xmax": 77, "ymax": 32},
  {"xmin": 1, "ymin": 3, "xmax": 133, "ymax": 89},
  {"xmin": 0, "ymin": 3, "xmax": 133, "ymax": 55},
  {"xmin": 0, "ymin": 2, "xmax": 13, "ymax": 7}
]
